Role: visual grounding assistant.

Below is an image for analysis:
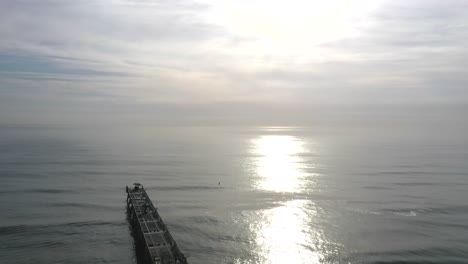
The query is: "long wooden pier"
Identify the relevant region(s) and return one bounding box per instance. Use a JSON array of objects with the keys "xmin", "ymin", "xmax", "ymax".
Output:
[{"xmin": 126, "ymin": 183, "xmax": 188, "ymax": 264}]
